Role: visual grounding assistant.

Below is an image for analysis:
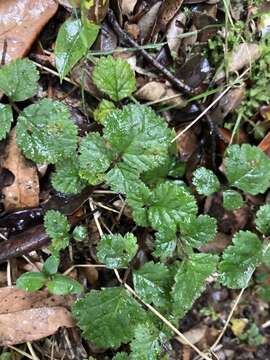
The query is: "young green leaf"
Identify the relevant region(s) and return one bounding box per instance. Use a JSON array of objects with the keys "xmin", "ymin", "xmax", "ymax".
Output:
[
  {"xmin": 0, "ymin": 59, "xmax": 39, "ymax": 101},
  {"xmin": 43, "ymin": 256, "xmax": 60, "ymax": 276},
  {"xmin": 181, "ymin": 215, "xmax": 217, "ymax": 248},
  {"xmin": 97, "ymin": 233, "xmax": 138, "ymax": 268},
  {"xmin": 72, "ymin": 225, "xmax": 88, "ymax": 242},
  {"xmin": 172, "ymin": 254, "xmax": 218, "ymax": 318},
  {"xmin": 55, "ymin": 18, "xmax": 99, "ymax": 80},
  {"xmin": 224, "ymin": 144, "xmax": 270, "ymax": 195},
  {"xmin": 133, "ymin": 262, "xmax": 171, "ymax": 309},
  {"xmin": 255, "ymin": 204, "xmax": 270, "ymax": 235},
  {"xmin": 72, "ymin": 287, "xmax": 147, "ymax": 348},
  {"xmin": 223, "ymin": 190, "xmax": 244, "ymax": 211},
  {"xmin": 47, "ymin": 274, "xmax": 83, "ymax": 295},
  {"xmin": 93, "ymin": 56, "xmax": 136, "ymax": 101},
  {"xmin": 0, "ymin": 104, "xmax": 13, "ymax": 140},
  {"xmin": 219, "ymin": 231, "xmax": 263, "ymax": 289},
  {"xmin": 192, "ymin": 167, "xmax": 220, "ymax": 196},
  {"xmin": 153, "ymin": 227, "xmax": 177, "ymax": 261},
  {"xmin": 106, "ymin": 162, "xmax": 142, "ymax": 195},
  {"xmin": 52, "ymin": 158, "xmax": 87, "ymax": 194},
  {"xmin": 16, "ymin": 272, "xmax": 47, "ymax": 292},
  {"xmin": 94, "ymin": 99, "xmax": 116, "ymax": 125},
  {"xmin": 16, "ymin": 99, "xmax": 78, "ymax": 164}
]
